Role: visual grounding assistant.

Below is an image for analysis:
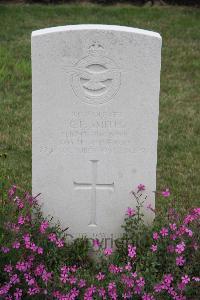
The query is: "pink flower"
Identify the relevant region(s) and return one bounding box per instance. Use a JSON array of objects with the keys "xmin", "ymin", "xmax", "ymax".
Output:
[
  {"xmin": 193, "ymin": 207, "xmax": 200, "ymax": 214},
  {"xmin": 136, "ymin": 276, "xmax": 145, "ymax": 287},
  {"xmin": 12, "ymin": 241, "xmax": 20, "ymax": 249},
  {"xmin": 142, "ymin": 294, "xmax": 155, "ymax": 300},
  {"xmin": 69, "ymin": 287, "xmax": 79, "ymax": 298},
  {"xmin": 131, "ymin": 271, "xmax": 137, "ymax": 278},
  {"xmin": 175, "ymin": 241, "xmax": 185, "ymax": 254},
  {"xmin": 92, "ymin": 239, "xmax": 100, "ymax": 250},
  {"xmin": 1, "ymin": 246, "xmax": 10, "ymax": 253},
  {"xmin": 25, "ymin": 192, "xmax": 37, "ymax": 206},
  {"xmin": 178, "ymin": 282, "xmax": 186, "ymax": 291},
  {"xmin": 176, "ymin": 256, "xmax": 185, "ymax": 266},
  {"xmin": 68, "ymin": 275, "xmax": 77, "ymax": 285},
  {"xmin": 176, "ymin": 225, "xmax": 187, "ymax": 236},
  {"xmin": 134, "ymin": 285, "xmax": 142, "ymax": 295},
  {"xmin": 185, "ymin": 227, "xmax": 193, "ymax": 237},
  {"xmin": 96, "ymin": 272, "xmax": 105, "ymax": 281},
  {"xmin": 98, "ymin": 287, "xmax": 106, "ymax": 298},
  {"xmin": 18, "ymin": 215, "xmax": 25, "ymax": 225},
  {"xmin": 128, "ymin": 245, "xmax": 136, "ymax": 258},
  {"xmin": 10, "ymin": 274, "xmax": 20, "ymax": 284},
  {"xmin": 42, "ymin": 270, "xmax": 52, "ymax": 283},
  {"xmin": 103, "ymin": 247, "xmax": 113, "ymax": 256},
  {"xmin": 34, "ymin": 264, "xmax": 45, "ymax": 276},
  {"xmin": 14, "ymin": 288, "xmax": 22, "ymax": 300},
  {"xmin": 70, "ymin": 265, "xmax": 78, "ymax": 273},
  {"xmin": 8, "ymin": 185, "xmax": 17, "ymax": 198},
  {"xmin": 154, "ymin": 283, "xmax": 163, "ymax": 293},
  {"xmin": 163, "ymin": 274, "xmax": 173, "ymax": 285},
  {"xmin": 121, "ymin": 274, "xmax": 134, "ymax": 288},
  {"xmin": 192, "ymin": 277, "xmax": 200, "ymax": 282},
  {"xmin": 0, "ymin": 284, "xmax": 10, "ymax": 296},
  {"xmin": 15, "ymin": 197, "xmax": 24, "ymax": 209},
  {"xmin": 153, "ymin": 232, "xmax": 159, "ymax": 240},
  {"xmin": 84, "ymin": 285, "xmax": 96, "ymax": 298},
  {"xmin": 160, "ymin": 227, "xmax": 168, "ymax": 237},
  {"xmin": 108, "ymin": 281, "xmax": 117, "ymax": 299},
  {"xmin": 39, "ymin": 221, "xmax": 49, "ymax": 234},
  {"xmin": 24, "ymin": 273, "xmax": 35, "ymax": 286},
  {"xmin": 150, "ymin": 244, "xmax": 157, "ymax": 252},
  {"xmin": 23, "ymin": 233, "xmax": 31, "ymax": 243},
  {"xmin": 126, "ymin": 207, "xmax": 136, "ymax": 217},
  {"xmin": 78, "ymin": 279, "xmax": 86, "ymax": 288},
  {"xmin": 52, "ymin": 291, "xmax": 61, "ymax": 298},
  {"xmin": 37, "ymin": 247, "xmax": 43, "ymax": 255},
  {"xmin": 27, "ymin": 287, "xmax": 40, "ymax": 296},
  {"xmin": 25, "ymin": 242, "xmax": 31, "ymax": 249},
  {"xmin": 61, "ymin": 265, "xmax": 70, "ymax": 273},
  {"xmin": 183, "ymin": 214, "xmax": 195, "ymax": 225},
  {"xmin": 4, "ymin": 264, "xmax": 13, "ymax": 273},
  {"xmin": 167, "ymin": 287, "xmax": 177, "ymax": 298},
  {"xmin": 56, "ymin": 239, "xmax": 64, "ymax": 248},
  {"xmin": 60, "ymin": 272, "xmax": 68, "ymax": 283},
  {"xmin": 161, "ymin": 188, "xmax": 170, "ymax": 197},
  {"xmin": 137, "ymin": 184, "xmax": 145, "ymax": 191},
  {"xmin": 169, "ymin": 223, "xmax": 177, "ymax": 231},
  {"xmin": 16, "ymin": 261, "xmax": 28, "ymax": 272},
  {"xmin": 48, "ymin": 233, "xmax": 57, "ymax": 242},
  {"xmin": 122, "ymin": 290, "xmax": 132, "ymax": 299},
  {"xmin": 30, "ymin": 242, "xmax": 38, "ymax": 252},
  {"xmin": 124, "ymin": 262, "xmax": 132, "ymax": 271},
  {"xmin": 109, "ymin": 264, "xmax": 122, "ymax": 274},
  {"xmin": 181, "ymin": 275, "xmax": 190, "ymax": 285}
]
